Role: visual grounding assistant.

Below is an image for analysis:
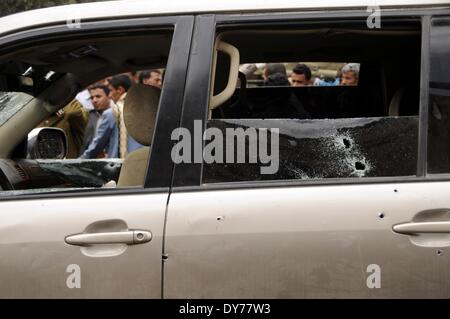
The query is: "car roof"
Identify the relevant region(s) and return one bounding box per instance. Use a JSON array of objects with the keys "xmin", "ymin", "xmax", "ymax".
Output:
[{"xmin": 0, "ymin": 0, "xmax": 449, "ymax": 37}]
